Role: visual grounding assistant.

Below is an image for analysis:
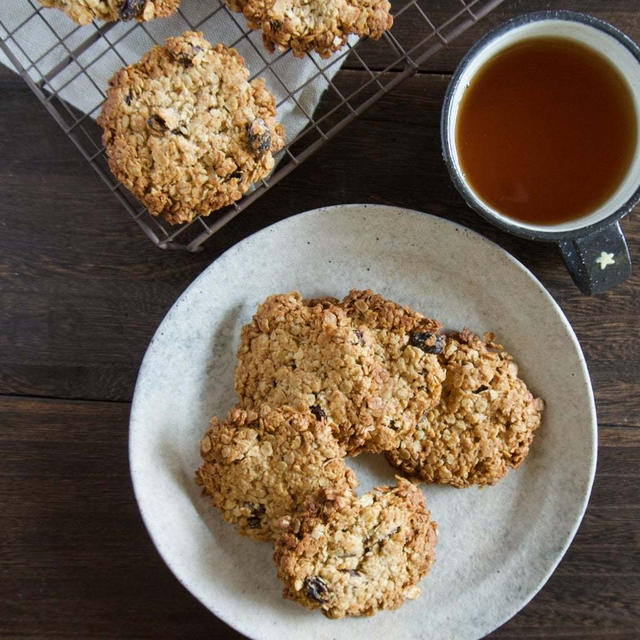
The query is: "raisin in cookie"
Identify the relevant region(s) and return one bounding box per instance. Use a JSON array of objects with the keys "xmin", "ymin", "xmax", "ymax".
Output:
[
  {"xmin": 226, "ymin": 0, "xmax": 393, "ymax": 58},
  {"xmin": 196, "ymin": 405, "xmax": 358, "ymax": 542},
  {"xmin": 273, "ymin": 478, "xmax": 437, "ymax": 618},
  {"xmin": 338, "ymin": 289, "xmax": 447, "ymax": 454},
  {"xmin": 97, "ymin": 31, "xmax": 285, "ymax": 224},
  {"xmin": 235, "ymin": 292, "xmax": 392, "ymax": 455},
  {"xmin": 386, "ymin": 329, "xmax": 544, "ymax": 488},
  {"xmin": 38, "ymin": 0, "xmax": 180, "ymax": 25}
]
